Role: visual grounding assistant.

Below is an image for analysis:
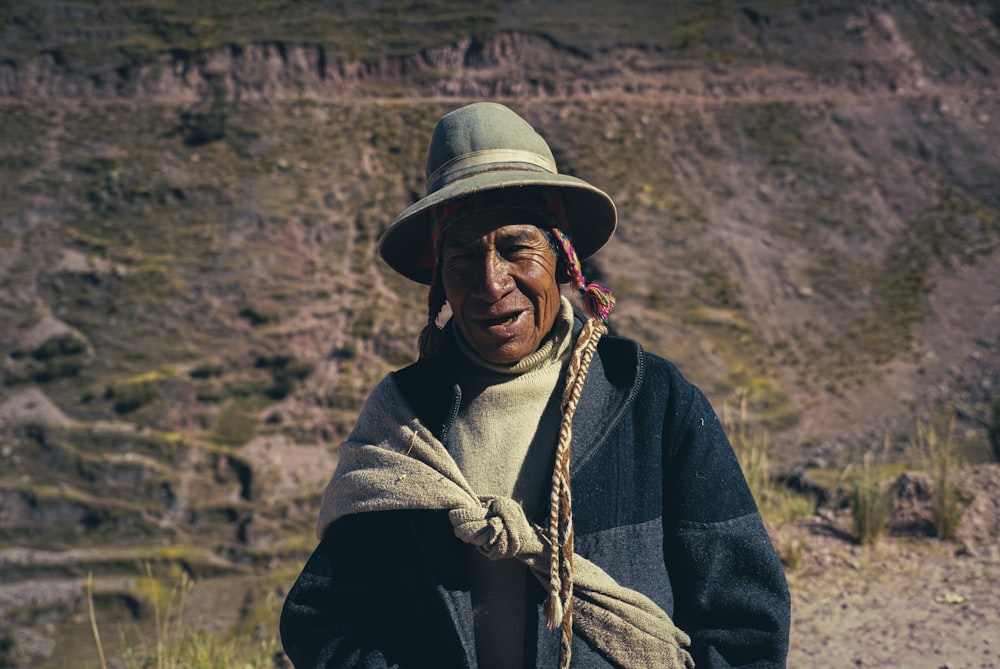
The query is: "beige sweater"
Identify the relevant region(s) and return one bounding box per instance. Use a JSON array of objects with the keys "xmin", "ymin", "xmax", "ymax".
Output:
[{"xmin": 449, "ymin": 297, "xmax": 575, "ymax": 669}]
